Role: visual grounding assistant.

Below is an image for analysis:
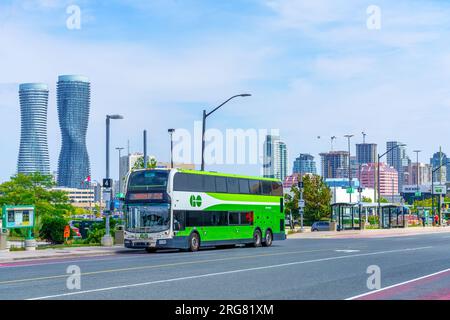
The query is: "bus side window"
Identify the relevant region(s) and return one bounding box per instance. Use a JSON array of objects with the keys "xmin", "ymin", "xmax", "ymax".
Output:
[
  {"xmin": 239, "ymin": 179, "xmax": 250, "ymax": 194},
  {"xmin": 186, "ymin": 211, "xmax": 203, "ymax": 227},
  {"xmin": 262, "ymin": 181, "xmax": 272, "ymax": 195},
  {"xmin": 271, "ymin": 182, "xmax": 283, "ymax": 196},
  {"xmin": 227, "ymin": 178, "xmax": 239, "ymax": 194},
  {"xmin": 249, "ymin": 180, "xmax": 262, "ymax": 195},
  {"xmin": 173, "ymin": 210, "xmax": 185, "ymax": 231},
  {"xmin": 228, "ymin": 212, "xmax": 240, "ymax": 225},
  {"xmin": 215, "ymin": 177, "xmax": 227, "ymax": 193},
  {"xmin": 173, "ymin": 173, "xmax": 188, "ymax": 191},
  {"xmin": 204, "ymin": 175, "xmax": 216, "ymax": 192},
  {"xmin": 240, "ymin": 212, "xmax": 253, "ymax": 225}
]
